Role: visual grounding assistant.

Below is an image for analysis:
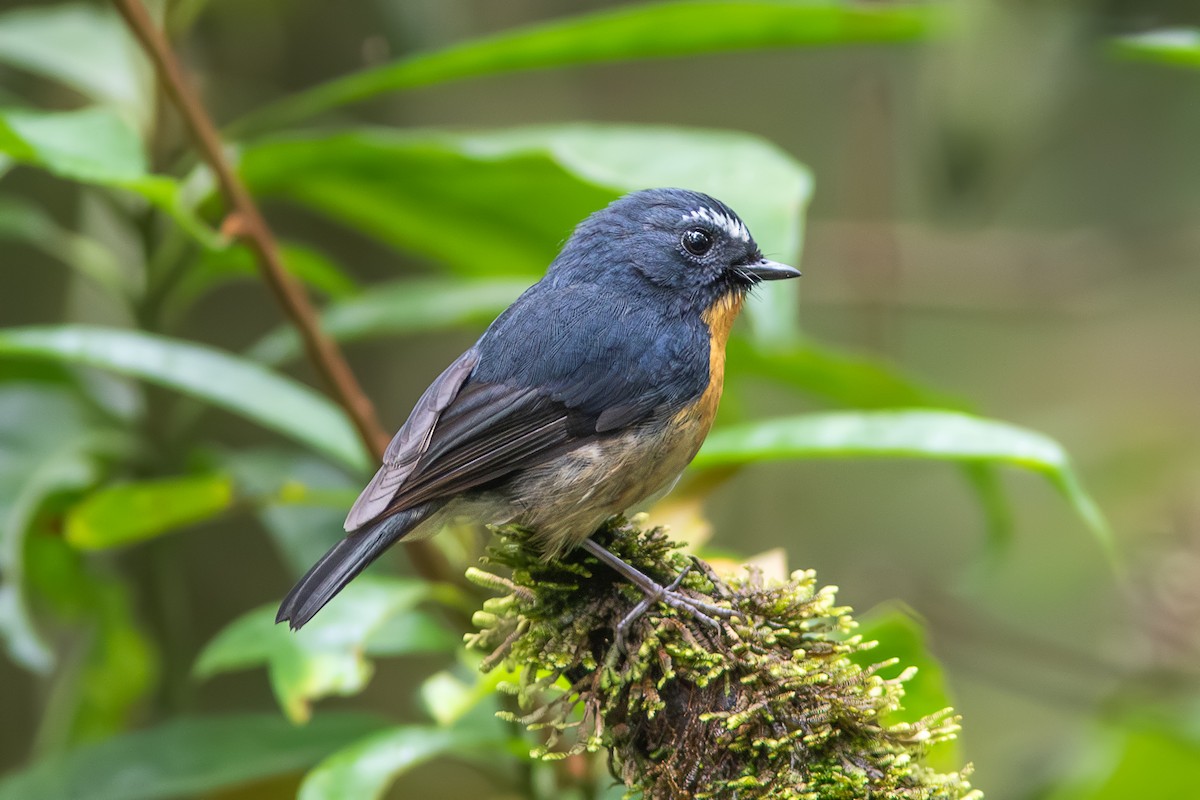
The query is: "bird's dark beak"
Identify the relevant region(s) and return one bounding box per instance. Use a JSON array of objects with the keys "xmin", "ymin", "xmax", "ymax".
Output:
[{"xmin": 743, "ymin": 258, "xmax": 801, "ymax": 281}]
